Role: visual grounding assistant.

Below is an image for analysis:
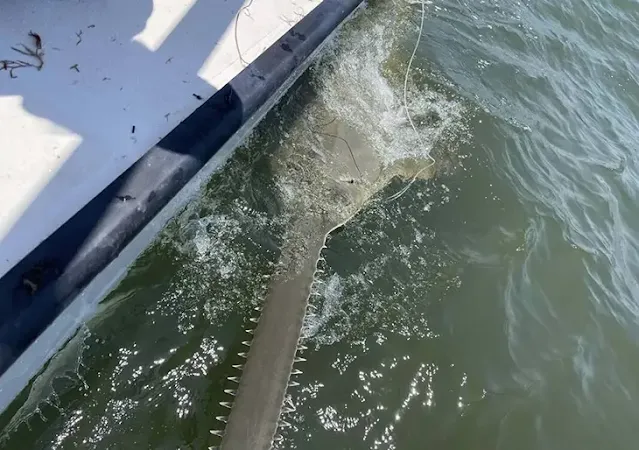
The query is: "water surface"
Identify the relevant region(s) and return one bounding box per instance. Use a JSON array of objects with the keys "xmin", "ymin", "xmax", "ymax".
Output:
[{"xmin": 2, "ymin": 0, "xmax": 639, "ymax": 448}]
